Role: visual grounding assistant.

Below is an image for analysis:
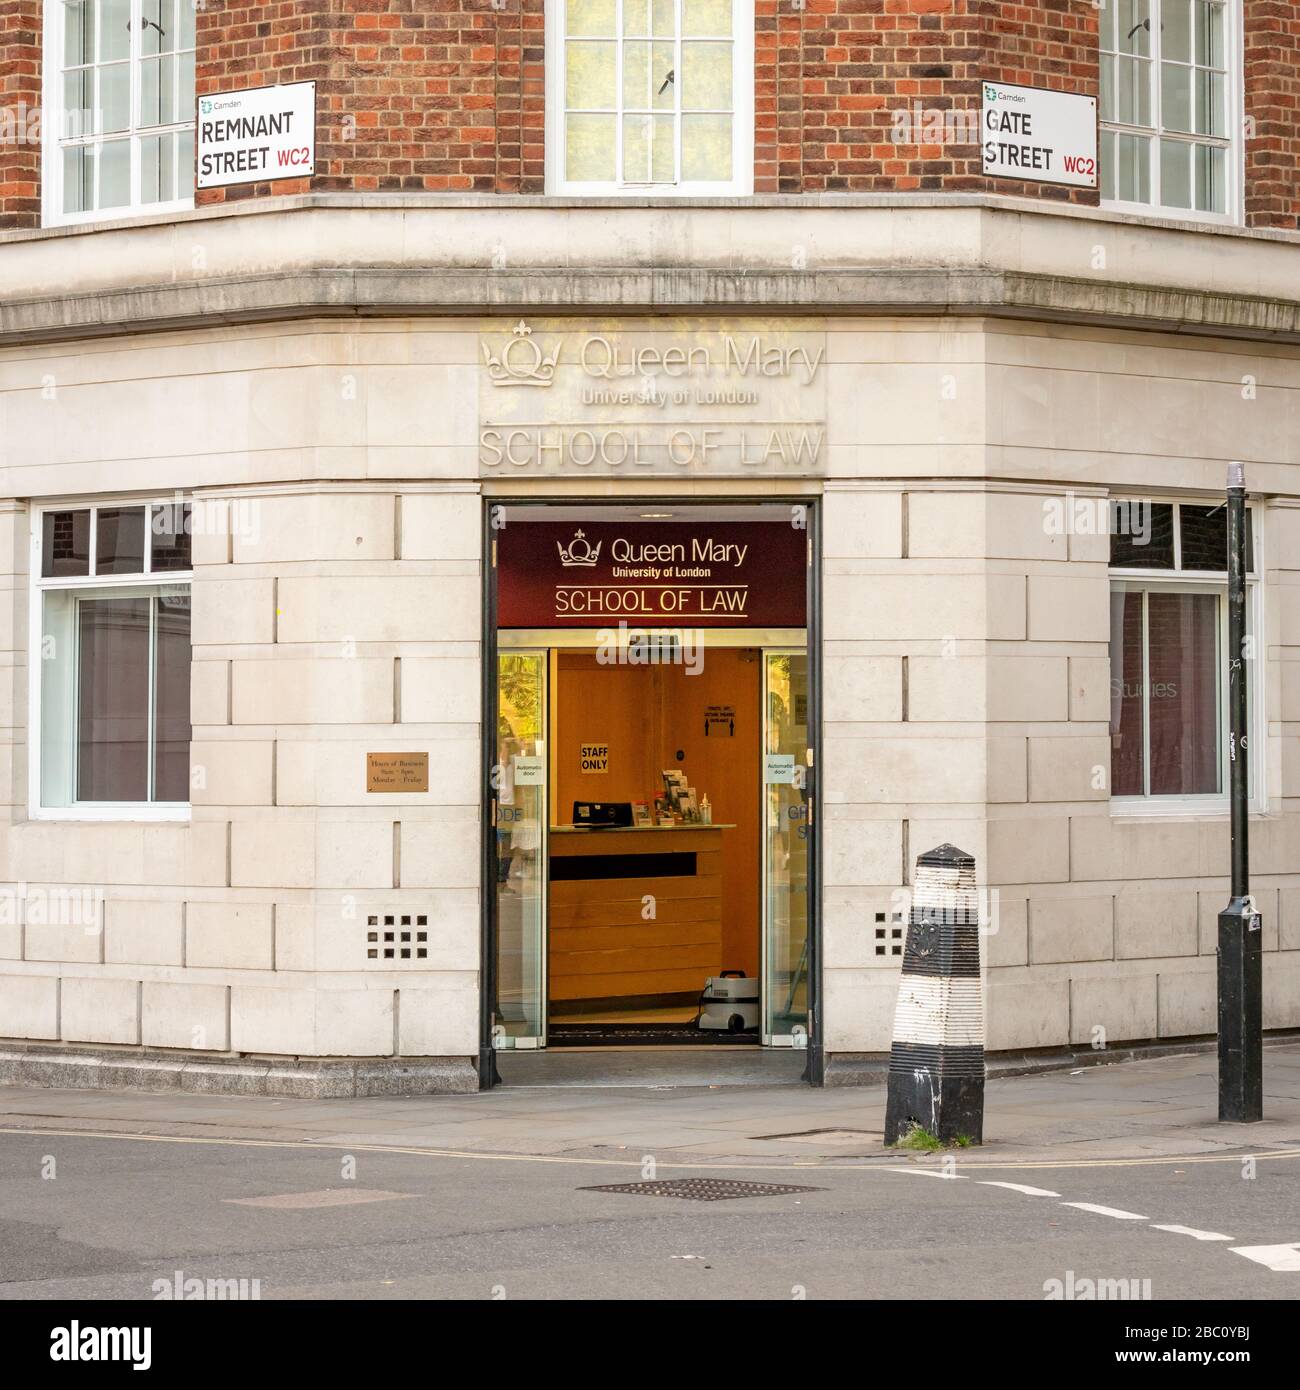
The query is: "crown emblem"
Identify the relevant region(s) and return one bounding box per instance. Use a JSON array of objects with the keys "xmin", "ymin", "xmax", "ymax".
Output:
[
  {"xmin": 557, "ymin": 529, "xmax": 601, "ymax": 567},
  {"xmin": 482, "ymin": 320, "xmax": 559, "ymax": 388}
]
